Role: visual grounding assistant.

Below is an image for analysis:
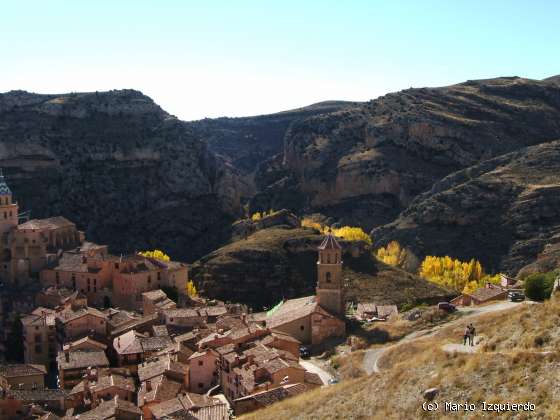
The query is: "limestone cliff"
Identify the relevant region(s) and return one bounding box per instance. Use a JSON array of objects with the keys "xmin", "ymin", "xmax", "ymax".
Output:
[
  {"xmin": 372, "ymin": 141, "xmax": 560, "ymax": 275},
  {"xmin": 0, "ymin": 90, "xmax": 246, "ymax": 261},
  {"xmin": 251, "ymin": 77, "xmax": 560, "ymax": 231}
]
